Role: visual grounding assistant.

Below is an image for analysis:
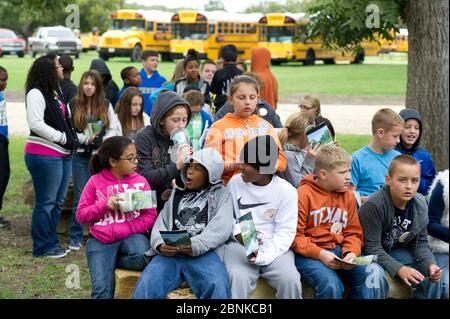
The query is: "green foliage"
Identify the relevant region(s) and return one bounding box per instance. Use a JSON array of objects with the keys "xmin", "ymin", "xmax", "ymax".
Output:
[
  {"xmin": 305, "ymin": 0, "xmax": 405, "ymax": 51},
  {"xmin": 205, "ymin": 0, "xmax": 225, "ymax": 11},
  {"xmin": 244, "ymin": 0, "xmax": 312, "ymax": 14}
]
